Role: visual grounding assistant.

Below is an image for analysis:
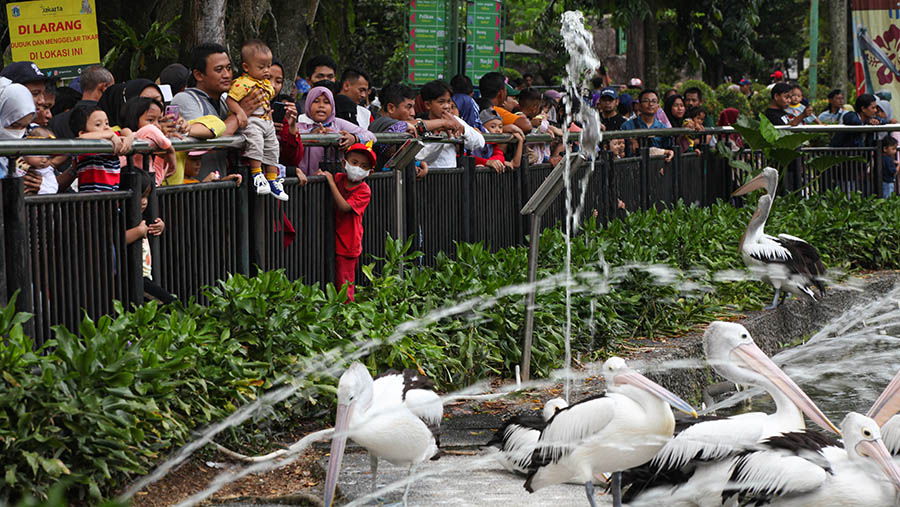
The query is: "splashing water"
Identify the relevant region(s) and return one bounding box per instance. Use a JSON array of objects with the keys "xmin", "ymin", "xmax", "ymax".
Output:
[{"xmin": 559, "ymin": 10, "xmax": 604, "ymax": 403}]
